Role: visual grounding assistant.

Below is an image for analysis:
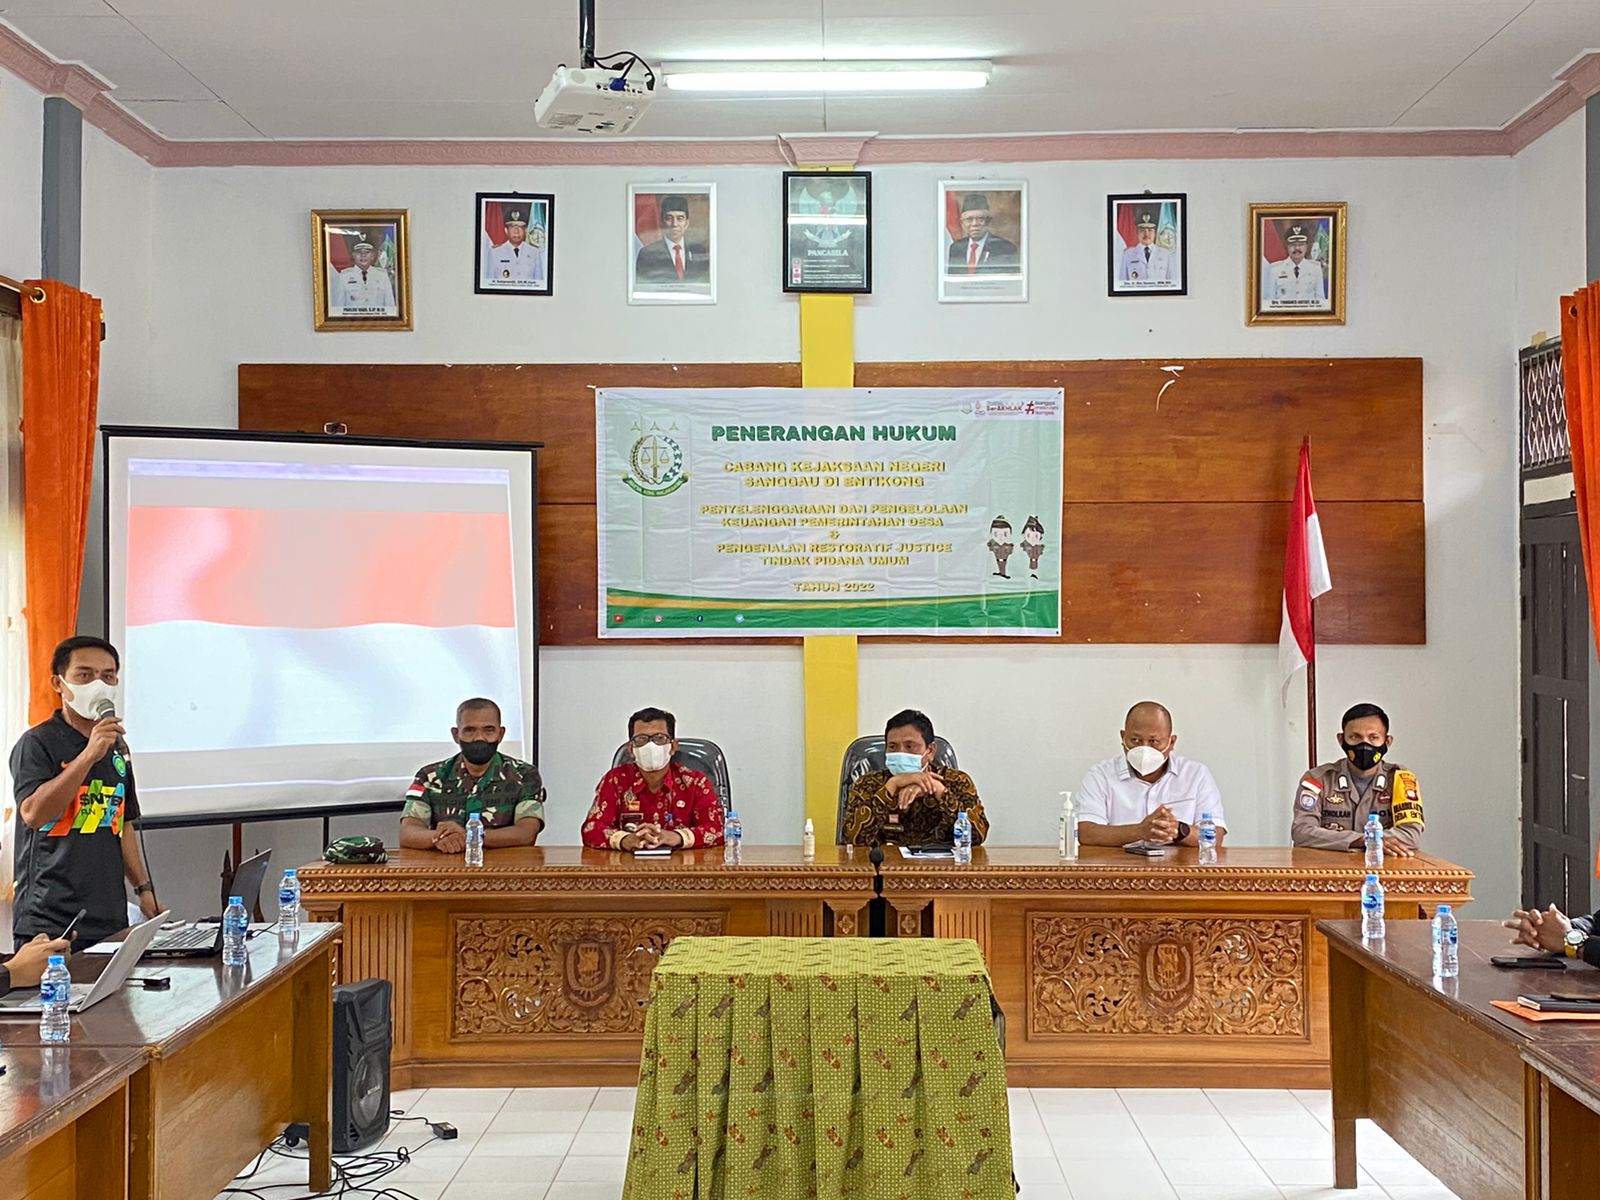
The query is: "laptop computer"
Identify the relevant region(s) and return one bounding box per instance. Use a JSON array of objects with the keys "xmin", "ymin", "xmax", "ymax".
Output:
[
  {"xmin": 0, "ymin": 910, "xmax": 170, "ymax": 1014},
  {"xmin": 146, "ymin": 849, "xmax": 273, "ymax": 959}
]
